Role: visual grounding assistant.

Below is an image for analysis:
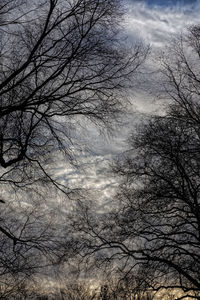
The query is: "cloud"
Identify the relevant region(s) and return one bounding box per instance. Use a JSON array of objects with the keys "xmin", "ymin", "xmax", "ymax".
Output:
[
  {"xmin": 53, "ymin": 148, "xmax": 118, "ymax": 210},
  {"xmin": 124, "ymin": 0, "xmax": 200, "ymax": 48},
  {"xmin": 54, "ymin": 1, "xmax": 200, "ymax": 200}
]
